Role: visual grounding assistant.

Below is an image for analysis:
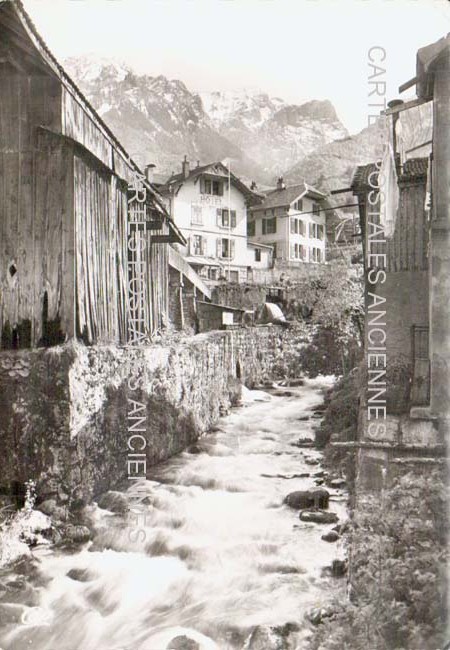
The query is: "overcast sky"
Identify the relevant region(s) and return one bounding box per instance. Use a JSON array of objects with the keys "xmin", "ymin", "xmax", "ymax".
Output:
[{"xmin": 23, "ymin": 0, "xmax": 450, "ymax": 134}]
